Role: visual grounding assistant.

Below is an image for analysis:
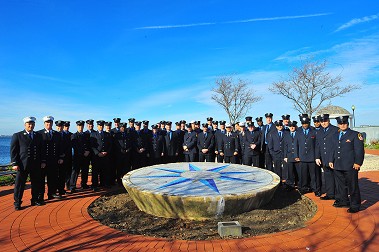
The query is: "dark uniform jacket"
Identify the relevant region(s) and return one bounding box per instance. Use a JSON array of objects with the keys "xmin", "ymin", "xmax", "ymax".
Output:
[
  {"xmin": 267, "ymin": 129, "xmax": 285, "ymax": 160},
  {"xmin": 243, "ymin": 129, "xmax": 261, "ymax": 156},
  {"xmin": 131, "ymin": 130, "xmax": 150, "ymax": 153},
  {"xmin": 164, "ymin": 130, "xmax": 179, "ymax": 156},
  {"xmin": 197, "ymin": 131, "xmax": 215, "ymax": 153},
  {"xmin": 150, "ymin": 133, "xmax": 165, "ymax": 158},
  {"xmin": 261, "ymin": 123, "xmax": 275, "ymax": 150},
  {"xmin": 183, "ymin": 131, "xmax": 197, "ymax": 154},
  {"xmin": 315, "ymin": 125, "xmax": 338, "ymax": 165},
  {"xmin": 10, "ymin": 130, "xmax": 42, "ymax": 170},
  {"xmin": 39, "ymin": 129, "xmax": 63, "ymax": 164},
  {"xmin": 214, "ymin": 129, "xmax": 226, "ymax": 151},
  {"xmin": 219, "ymin": 132, "xmax": 239, "ymax": 157},
  {"xmin": 329, "ymin": 129, "xmax": 364, "ymax": 171},
  {"xmin": 295, "ymin": 127, "xmax": 316, "ymax": 162},
  {"xmin": 113, "ymin": 131, "xmax": 133, "ymax": 155},
  {"xmin": 283, "ymin": 131, "xmax": 298, "ymax": 162},
  {"xmin": 71, "ymin": 131, "xmax": 90, "ymax": 157},
  {"xmin": 90, "ymin": 131, "xmax": 112, "ymax": 156}
]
